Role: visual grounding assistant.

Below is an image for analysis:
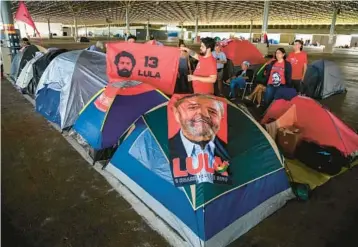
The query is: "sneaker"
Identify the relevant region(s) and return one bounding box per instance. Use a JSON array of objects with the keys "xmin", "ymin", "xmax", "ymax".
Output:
[
  {"xmin": 230, "ymin": 97, "xmax": 236, "ymax": 100},
  {"xmin": 244, "ymin": 96, "xmax": 251, "ymax": 101}
]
